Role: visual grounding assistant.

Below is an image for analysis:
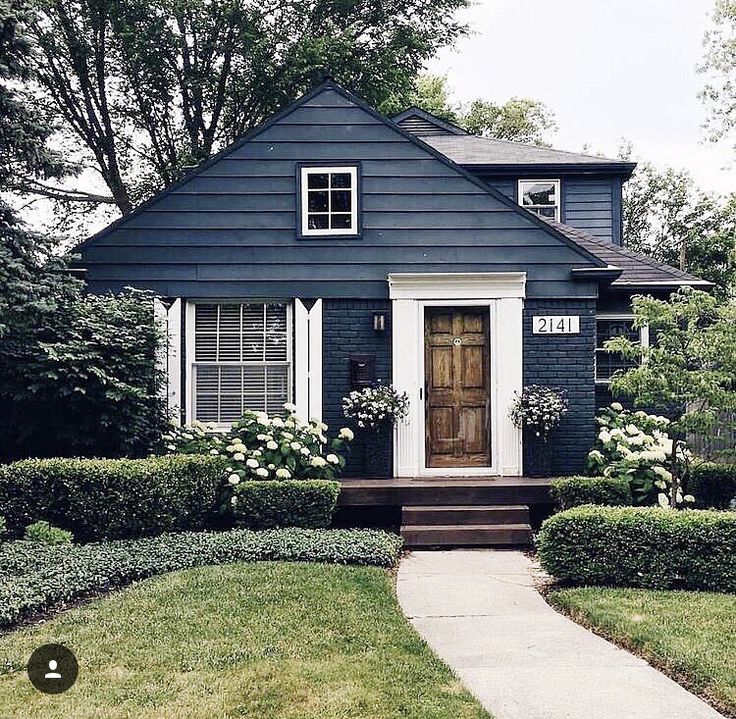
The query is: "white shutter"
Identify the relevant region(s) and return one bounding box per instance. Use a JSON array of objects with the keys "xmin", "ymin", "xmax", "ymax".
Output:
[
  {"xmin": 155, "ymin": 298, "xmax": 182, "ymax": 420},
  {"xmin": 294, "ymin": 299, "xmax": 322, "ymax": 423}
]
